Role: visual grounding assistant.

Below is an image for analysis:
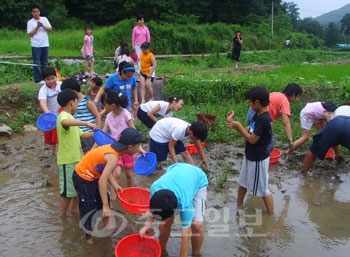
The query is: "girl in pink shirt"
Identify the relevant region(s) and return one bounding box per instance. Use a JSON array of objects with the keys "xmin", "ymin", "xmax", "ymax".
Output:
[
  {"xmin": 81, "ymin": 26, "xmax": 98, "ymax": 76},
  {"xmin": 101, "ymin": 90, "xmax": 145, "ymax": 197}
]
